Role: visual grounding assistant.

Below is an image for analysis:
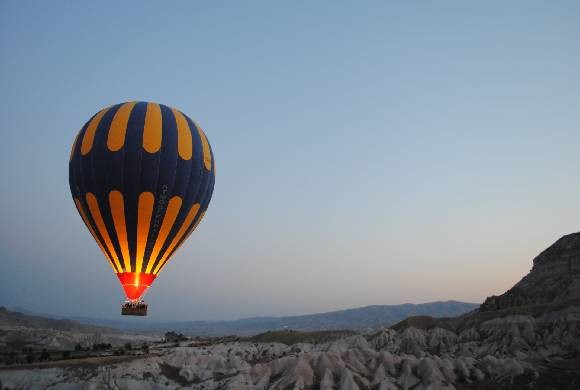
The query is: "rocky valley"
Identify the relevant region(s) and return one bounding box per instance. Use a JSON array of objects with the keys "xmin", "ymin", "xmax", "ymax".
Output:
[{"xmin": 1, "ymin": 232, "xmax": 579, "ymax": 389}]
